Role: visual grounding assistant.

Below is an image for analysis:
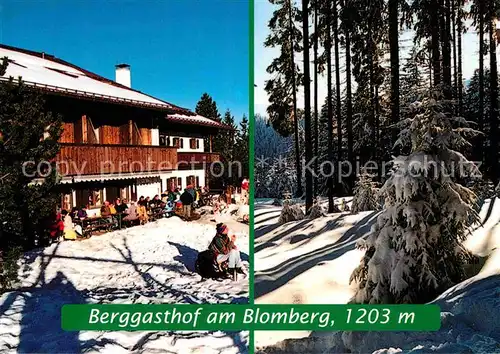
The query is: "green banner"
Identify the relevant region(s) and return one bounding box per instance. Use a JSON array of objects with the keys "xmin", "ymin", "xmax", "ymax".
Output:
[{"xmin": 61, "ymin": 304, "xmax": 440, "ymax": 331}]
